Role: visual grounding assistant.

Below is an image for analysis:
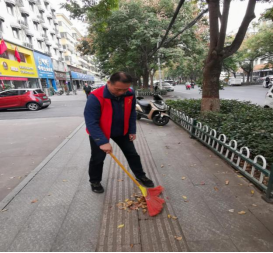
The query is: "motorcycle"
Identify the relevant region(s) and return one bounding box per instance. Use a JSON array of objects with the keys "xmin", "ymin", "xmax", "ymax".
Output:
[{"xmin": 136, "ymin": 94, "xmax": 170, "ymax": 126}]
